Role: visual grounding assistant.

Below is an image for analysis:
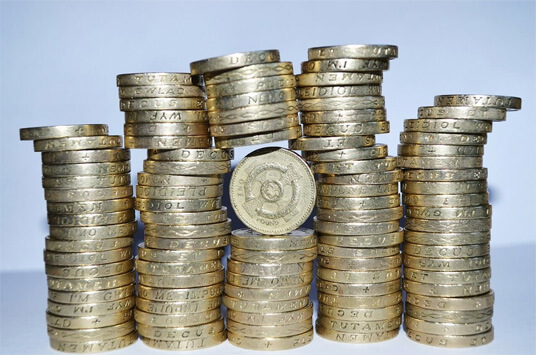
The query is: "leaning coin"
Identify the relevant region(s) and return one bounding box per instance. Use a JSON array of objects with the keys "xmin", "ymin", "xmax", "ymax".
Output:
[
  {"xmin": 223, "ymin": 295, "xmax": 310, "ymax": 313},
  {"xmin": 227, "ymin": 303, "xmax": 313, "ymax": 325},
  {"xmin": 118, "ymin": 84, "xmax": 204, "ymax": 99},
  {"xmin": 290, "ymin": 135, "xmax": 375, "ymax": 151},
  {"xmin": 135, "ymin": 184, "xmax": 223, "ymax": 199},
  {"xmin": 404, "ymin": 230, "xmax": 491, "ymax": 246},
  {"xmin": 301, "ymin": 59, "xmax": 389, "ymax": 73},
  {"xmin": 33, "ymin": 135, "xmax": 122, "ymax": 152},
  {"xmin": 47, "ymin": 210, "xmax": 135, "ymax": 227},
  {"xmin": 304, "ymin": 121, "xmax": 389, "ymax": 136},
  {"xmin": 403, "ymin": 168, "xmax": 488, "ymax": 182},
  {"xmin": 316, "ymin": 324, "xmax": 399, "ymax": 344},
  {"xmin": 49, "ymin": 331, "xmax": 137, "ymax": 352},
  {"xmin": 313, "ymin": 218, "xmax": 400, "ymax": 235},
  {"xmin": 47, "ymin": 296, "xmax": 135, "ymax": 317},
  {"xmin": 318, "ymin": 230, "xmax": 403, "ymax": 248},
  {"xmin": 318, "ymin": 303, "xmax": 403, "ymax": 321},
  {"xmin": 231, "ymin": 228, "xmax": 316, "ymax": 250},
  {"xmin": 203, "ymin": 62, "xmax": 294, "ymax": 85},
  {"xmin": 227, "ymin": 329, "xmax": 313, "ymax": 351},
  {"xmin": 136, "ymin": 297, "xmax": 221, "ymax": 314},
  {"xmin": 119, "ymin": 98, "xmax": 205, "ymax": 111},
  {"xmin": 137, "ymin": 284, "xmax": 224, "ymax": 302},
  {"xmin": 297, "ymin": 85, "xmax": 382, "ymax": 99},
  {"xmin": 143, "ymin": 219, "xmax": 231, "ymax": 238},
  {"xmin": 226, "ymin": 271, "xmax": 313, "ymax": 289},
  {"xmin": 45, "ymin": 237, "xmax": 133, "ymax": 253},
  {"xmin": 406, "ymin": 327, "xmax": 494, "ymax": 348},
  {"xmin": 299, "ymin": 96, "xmax": 385, "ymax": 111},
  {"xmin": 45, "ymin": 259, "xmax": 134, "ymax": 278},
  {"xmin": 405, "ymin": 217, "xmax": 492, "ymax": 233},
  {"xmin": 400, "ymin": 131, "xmax": 487, "ymax": 145},
  {"xmin": 41, "ymin": 149, "xmax": 130, "ymax": 165},
  {"xmin": 308, "ymin": 45, "xmax": 398, "ymax": 60},
  {"xmin": 403, "ymin": 255, "xmax": 491, "ymax": 272},
  {"xmin": 143, "ymin": 160, "xmax": 231, "ymax": 175},
  {"xmin": 316, "ymin": 194, "xmax": 400, "ymax": 210},
  {"xmin": 403, "ymin": 279, "xmax": 490, "ymax": 297},
  {"xmin": 42, "ymin": 162, "xmax": 130, "ymax": 177},
  {"xmin": 137, "ymin": 173, "xmax": 222, "ymax": 187},
  {"xmin": 206, "ymin": 75, "xmax": 296, "ymax": 97},
  {"xmin": 137, "ymin": 318, "xmax": 225, "ymax": 340},
  {"xmin": 434, "ymin": 94, "xmax": 521, "ymax": 110},
  {"xmin": 227, "ymin": 319, "xmax": 312, "ymax": 338},
  {"xmin": 137, "ymin": 245, "xmax": 224, "ymax": 263},
  {"xmin": 47, "ymin": 320, "xmax": 136, "ymax": 341},
  {"xmin": 135, "ymin": 259, "xmax": 222, "ymax": 276},
  {"xmin": 318, "ymin": 291, "xmax": 402, "ymax": 309},
  {"xmin": 208, "ymin": 101, "xmax": 299, "ymax": 124},
  {"xmin": 318, "ymin": 255, "xmax": 402, "ymax": 271},
  {"xmin": 134, "ymin": 308, "xmax": 221, "ymax": 327},
  {"xmin": 46, "ymin": 197, "xmax": 134, "ymax": 215},
  {"xmin": 48, "ymin": 284, "xmax": 135, "ymax": 304},
  {"xmin": 316, "ymin": 279, "xmax": 401, "ymax": 297},
  {"xmin": 147, "ymin": 148, "xmax": 233, "ymax": 161},
  {"xmin": 44, "ymin": 186, "xmax": 133, "ymax": 202},
  {"xmin": 139, "ymin": 208, "xmax": 227, "ymax": 224},
  {"xmin": 142, "ymin": 330, "xmax": 226, "ymax": 351},
  {"xmin": 44, "ymin": 247, "xmax": 132, "ymax": 266},
  {"xmin": 47, "ymin": 271, "xmax": 135, "ymax": 291},
  {"xmin": 144, "ymin": 235, "xmax": 229, "ymax": 250},
  {"xmin": 210, "ymin": 115, "xmax": 299, "ymax": 137},
  {"xmin": 404, "ymin": 267, "xmax": 492, "ymax": 285},
  {"xmin": 402, "ymin": 193, "xmax": 489, "ymax": 207},
  {"xmin": 124, "ymin": 135, "xmax": 211, "ymax": 149},
  {"xmin": 398, "ymin": 144, "xmax": 484, "ymax": 157},
  {"xmin": 304, "ymin": 145, "xmax": 388, "ymax": 162},
  {"xmin": 404, "ymin": 119, "xmax": 492, "ymax": 133},
  {"xmin": 404, "ymin": 315, "xmax": 492, "ymax": 336},
  {"xmin": 231, "ymin": 247, "xmax": 317, "ymax": 264},
  {"xmin": 124, "ymin": 122, "xmax": 209, "ymax": 136},
  {"xmin": 296, "ymin": 72, "xmax": 383, "ymax": 87},
  {"xmin": 42, "ymin": 174, "xmax": 131, "ymax": 189},
  {"xmin": 46, "ymin": 309, "xmax": 134, "ymax": 329},
  {"xmin": 317, "ymin": 267, "xmax": 401, "ymax": 284},
  {"xmin": 215, "ymin": 126, "xmax": 302, "ymax": 148},
  {"xmin": 318, "ymin": 169, "xmax": 403, "ymax": 185},
  {"xmin": 116, "ymin": 72, "xmax": 193, "ymax": 86},
  {"xmin": 49, "ymin": 222, "xmax": 137, "ymax": 240},
  {"xmin": 124, "ymin": 110, "xmax": 208, "ymax": 123},
  {"xmin": 397, "ymin": 156, "xmax": 483, "ymax": 169},
  {"xmin": 316, "ymin": 206, "xmax": 403, "ymax": 223},
  {"xmin": 190, "ymin": 49, "xmax": 280, "ymax": 75},
  {"xmin": 405, "ymin": 291, "xmax": 495, "ymax": 311},
  {"xmin": 316, "ymin": 316, "xmax": 401, "ymax": 334},
  {"xmin": 312, "ymin": 157, "xmax": 397, "ymax": 174},
  {"xmin": 20, "ymin": 124, "xmax": 108, "ymax": 141},
  {"xmin": 418, "ymin": 106, "xmax": 506, "ymax": 121}
]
